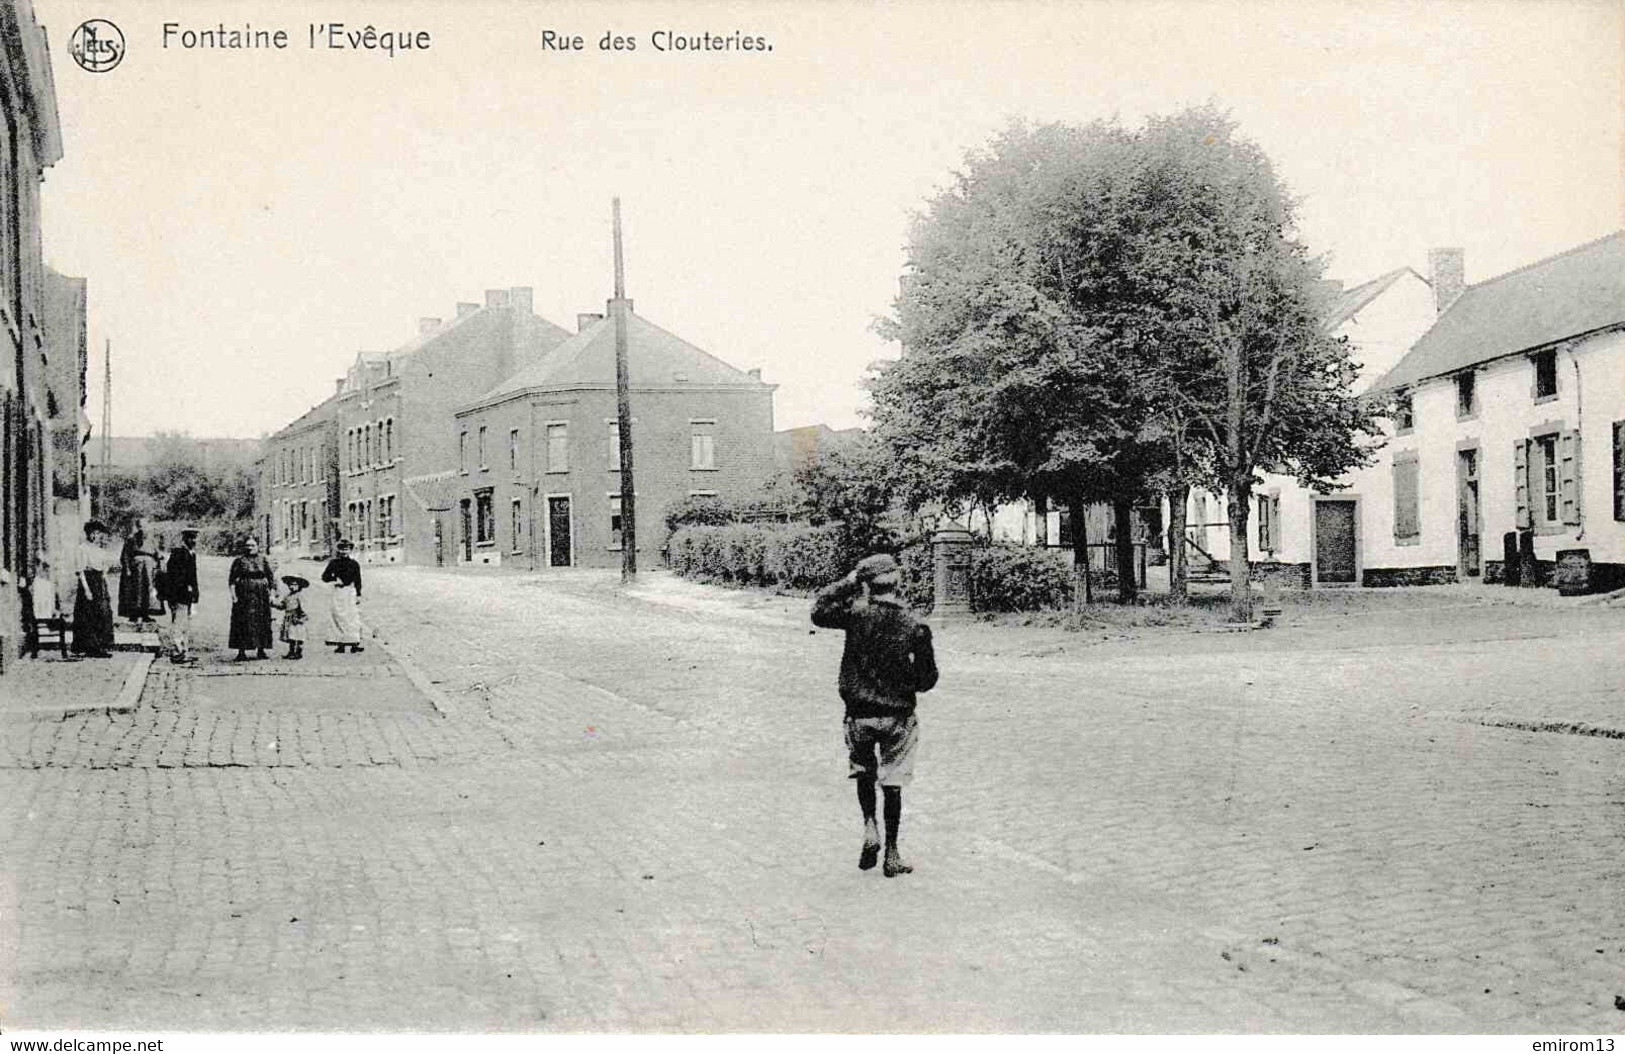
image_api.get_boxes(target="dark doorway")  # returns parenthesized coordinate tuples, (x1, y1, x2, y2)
(1458, 448, 1482, 578)
(547, 495, 572, 568)
(1314, 499, 1358, 585)
(459, 499, 472, 563)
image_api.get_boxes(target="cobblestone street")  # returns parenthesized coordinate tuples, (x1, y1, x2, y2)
(2, 559, 1623, 1032)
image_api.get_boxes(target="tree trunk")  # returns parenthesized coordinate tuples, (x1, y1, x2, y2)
(1069, 493, 1092, 611)
(1227, 481, 1254, 622)
(1167, 484, 1189, 603)
(1112, 495, 1137, 604)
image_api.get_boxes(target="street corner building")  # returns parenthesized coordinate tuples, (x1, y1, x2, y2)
(445, 301, 776, 570)
(258, 287, 573, 567)
(0, 0, 82, 668)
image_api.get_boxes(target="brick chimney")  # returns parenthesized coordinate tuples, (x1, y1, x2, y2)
(1428, 248, 1465, 315)
(418, 317, 441, 336)
(485, 289, 511, 308)
(456, 302, 479, 318)
(576, 312, 604, 332)
(747, 368, 762, 381)
(334, 377, 345, 395)
(508, 287, 534, 316)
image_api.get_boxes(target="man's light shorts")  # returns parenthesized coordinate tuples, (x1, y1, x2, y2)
(844, 712, 919, 787)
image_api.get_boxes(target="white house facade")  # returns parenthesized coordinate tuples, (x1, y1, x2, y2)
(1360, 231, 1625, 592)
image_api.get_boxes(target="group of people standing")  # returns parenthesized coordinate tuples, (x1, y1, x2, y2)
(62, 522, 369, 663)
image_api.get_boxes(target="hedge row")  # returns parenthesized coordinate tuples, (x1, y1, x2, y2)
(667, 523, 848, 591)
(667, 523, 1077, 612)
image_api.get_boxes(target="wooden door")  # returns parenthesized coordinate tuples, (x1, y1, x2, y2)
(547, 496, 572, 568)
(1314, 499, 1358, 585)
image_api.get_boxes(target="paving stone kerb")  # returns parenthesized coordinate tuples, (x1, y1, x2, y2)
(2, 562, 1622, 1032)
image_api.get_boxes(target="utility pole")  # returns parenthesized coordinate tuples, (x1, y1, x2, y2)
(611, 197, 636, 582)
(98, 338, 111, 518)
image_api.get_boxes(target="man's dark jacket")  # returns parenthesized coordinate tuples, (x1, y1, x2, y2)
(812, 578, 938, 718)
(163, 546, 200, 605)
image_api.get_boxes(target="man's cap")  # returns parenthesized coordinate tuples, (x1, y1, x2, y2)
(84, 519, 108, 535)
(180, 527, 199, 538)
(855, 553, 899, 582)
(336, 538, 353, 551)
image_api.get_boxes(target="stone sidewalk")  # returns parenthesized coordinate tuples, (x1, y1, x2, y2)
(0, 652, 150, 718)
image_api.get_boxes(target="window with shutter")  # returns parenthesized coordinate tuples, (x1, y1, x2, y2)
(1614, 421, 1625, 522)
(1559, 430, 1582, 527)
(1514, 440, 1530, 529)
(1392, 454, 1420, 543)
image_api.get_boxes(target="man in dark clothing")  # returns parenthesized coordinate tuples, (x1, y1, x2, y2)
(162, 528, 201, 664)
(812, 552, 938, 877)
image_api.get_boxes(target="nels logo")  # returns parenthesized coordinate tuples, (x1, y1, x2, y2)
(69, 19, 125, 73)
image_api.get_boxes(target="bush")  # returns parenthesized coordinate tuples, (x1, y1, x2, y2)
(967, 543, 1075, 612)
(668, 522, 848, 591)
(663, 495, 790, 535)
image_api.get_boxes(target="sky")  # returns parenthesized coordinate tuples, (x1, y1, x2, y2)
(29, 0, 1625, 440)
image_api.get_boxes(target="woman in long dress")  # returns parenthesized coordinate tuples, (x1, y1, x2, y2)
(227, 536, 278, 661)
(72, 520, 116, 657)
(117, 525, 165, 624)
(321, 538, 365, 654)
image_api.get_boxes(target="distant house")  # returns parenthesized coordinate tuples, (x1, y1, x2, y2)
(448, 301, 776, 569)
(256, 395, 340, 560)
(774, 423, 865, 474)
(260, 287, 573, 566)
(1359, 231, 1625, 590)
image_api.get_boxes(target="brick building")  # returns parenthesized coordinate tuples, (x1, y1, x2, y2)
(0, 0, 63, 662)
(259, 392, 341, 560)
(444, 302, 776, 569)
(261, 287, 572, 566)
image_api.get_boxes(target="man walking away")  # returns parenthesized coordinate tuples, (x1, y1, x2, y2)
(812, 553, 938, 877)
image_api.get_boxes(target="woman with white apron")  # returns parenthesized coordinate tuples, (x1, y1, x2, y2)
(321, 538, 365, 654)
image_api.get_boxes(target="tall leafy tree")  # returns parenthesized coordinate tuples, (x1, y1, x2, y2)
(1130, 108, 1378, 620)
(873, 107, 1378, 617)
(872, 119, 1163, 603)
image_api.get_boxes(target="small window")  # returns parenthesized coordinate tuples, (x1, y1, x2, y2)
(1534, 349, 1558, 400)
(1615, 421, 1625, 522)
(459, 430, 468, 473)
(475, 489, 495, 543)
(509, 428, 520, 471)
(546, 423, 568, 472)
(608, 421, 621, 469)
(691, 429, 716, 471)
(1537, 433, 1559, 525)
(610, 494, 624, 550)
(511, 498, 523, 551)
(477, 426, 488, 470)
(1455, 372, 1476, 418)
(1257, 493, 1279, 552)
(1393, 454, 1420, 543)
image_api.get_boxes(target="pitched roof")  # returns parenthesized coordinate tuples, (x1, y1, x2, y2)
(403, 470, 462, 512)
(1375, 231, 1625, 391)
(465, 306, 767, 410)
(1324, 267, 1419, 329)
